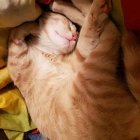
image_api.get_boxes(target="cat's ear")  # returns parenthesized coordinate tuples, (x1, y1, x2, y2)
(30, 28, 40, 37)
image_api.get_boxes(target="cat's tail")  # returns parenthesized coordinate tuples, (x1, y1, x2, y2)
(122, 31, 140, 105)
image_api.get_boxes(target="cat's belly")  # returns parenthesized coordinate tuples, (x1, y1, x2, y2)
(23, 78, 140, 140)
(23, 56, 140, 140)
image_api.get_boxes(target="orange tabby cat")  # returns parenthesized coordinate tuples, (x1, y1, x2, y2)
(7, 0, 140, 139)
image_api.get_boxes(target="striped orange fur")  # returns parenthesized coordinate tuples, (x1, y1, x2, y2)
(7, 0, 140, 139)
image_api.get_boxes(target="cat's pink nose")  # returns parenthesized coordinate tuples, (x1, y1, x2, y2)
(71, 33, 78, 41)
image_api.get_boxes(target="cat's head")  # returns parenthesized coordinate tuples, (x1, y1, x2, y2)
(39, 12, 78, 54)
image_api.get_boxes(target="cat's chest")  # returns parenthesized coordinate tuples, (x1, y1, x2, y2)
(33, 53, 74, 81)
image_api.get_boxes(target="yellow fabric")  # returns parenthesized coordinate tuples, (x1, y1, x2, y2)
(0, 28, 10, 68)
(0, 0, 41, 139)
(0, 86, 36, 140)
(4, 131, 24, 140)
(0, 67, 12, 89)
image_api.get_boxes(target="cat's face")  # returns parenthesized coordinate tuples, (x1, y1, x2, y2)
(40, 12, 78, 54)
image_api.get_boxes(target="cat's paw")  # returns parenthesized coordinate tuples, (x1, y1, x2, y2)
(90, 0, 111, 32)
(49, 0, 64, 13)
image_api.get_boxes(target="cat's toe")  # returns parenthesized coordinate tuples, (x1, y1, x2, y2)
(49, 0, 63, 12)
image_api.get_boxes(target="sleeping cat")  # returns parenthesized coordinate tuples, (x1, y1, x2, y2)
(7, 0, 140, 140)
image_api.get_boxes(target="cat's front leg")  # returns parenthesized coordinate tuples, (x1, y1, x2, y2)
(75, 0, 111, 59)
(7, 22, 38, 87)
(71, 0, 92, 16)
(50, 0, 84, 26)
